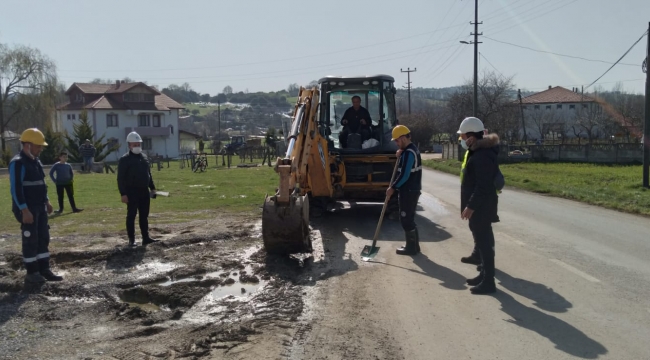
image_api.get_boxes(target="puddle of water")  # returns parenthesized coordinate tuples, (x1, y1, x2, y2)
(157, 264, 267, 299)
(123, 301, 161, 312)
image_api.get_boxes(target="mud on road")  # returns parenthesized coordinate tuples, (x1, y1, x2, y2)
(0, 215, 324, 360)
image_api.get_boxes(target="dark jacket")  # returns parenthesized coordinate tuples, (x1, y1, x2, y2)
(80, 144, 96, 158)
(117, 151, 155, 195)
(9, 151, 49, 214)
(461, 134, 500, 223)
(391, 143, 422, 191)
(342, 106, 372, 133)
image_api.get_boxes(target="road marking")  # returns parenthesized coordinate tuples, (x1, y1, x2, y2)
(550, 259, 600, 283)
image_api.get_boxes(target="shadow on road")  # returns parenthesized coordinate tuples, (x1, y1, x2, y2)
(496, 269, 572, 313)
(495, 290, 607, 359)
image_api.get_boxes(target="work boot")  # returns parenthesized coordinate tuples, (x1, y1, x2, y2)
(396, 230, 417, 256)
(461, 248, 481, 265)
(72, 208, 83, 213)
(414, 227, 421, 254)
(38, 258, 63, 281)
(25, 272, 46, 283)
(471, 248, 496, 295)
(142, 237, 159, 246)
(128, 238, 137, 247)
(54, 209, 63, 214)
(466, 271, 484, 286)
(24, 262, 45, 283)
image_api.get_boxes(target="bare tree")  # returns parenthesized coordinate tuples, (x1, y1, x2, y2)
(574, 101, 616, 143)
(527, 108, 560, 141)
(223, 85, 233, 95)
(602, 83, 644, 142)
(0, 44, 57, 151)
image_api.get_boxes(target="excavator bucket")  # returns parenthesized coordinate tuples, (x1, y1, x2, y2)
(262, 194, 311, 254)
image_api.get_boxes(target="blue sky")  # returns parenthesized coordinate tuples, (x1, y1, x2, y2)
(1, 0, 648, 95)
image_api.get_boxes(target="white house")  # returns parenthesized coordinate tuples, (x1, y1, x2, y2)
(518, 86, 634, 141)
(55, 81, 185, 160)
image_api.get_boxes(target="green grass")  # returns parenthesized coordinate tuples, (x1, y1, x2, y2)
(422, 159, 650, 216)
(0, 160, 278, 237)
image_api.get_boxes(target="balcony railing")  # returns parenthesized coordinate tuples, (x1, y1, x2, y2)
(124, 126, 171, 137)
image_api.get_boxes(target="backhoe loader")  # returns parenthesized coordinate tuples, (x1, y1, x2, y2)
(262, 75, 400, 254)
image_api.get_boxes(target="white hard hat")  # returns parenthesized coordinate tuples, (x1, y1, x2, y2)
(126, 131, 143, 143)
(457, 117, 485, 134)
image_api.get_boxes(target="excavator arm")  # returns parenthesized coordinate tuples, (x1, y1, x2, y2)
(262, 87, 332, 253)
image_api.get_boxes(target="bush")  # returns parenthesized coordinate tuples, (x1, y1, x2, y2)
(0, 149, 11, 168)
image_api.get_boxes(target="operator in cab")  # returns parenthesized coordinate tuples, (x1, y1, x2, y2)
(338, 95, 372, 148)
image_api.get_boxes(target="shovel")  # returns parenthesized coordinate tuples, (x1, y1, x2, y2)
(361, 160, 400, 261)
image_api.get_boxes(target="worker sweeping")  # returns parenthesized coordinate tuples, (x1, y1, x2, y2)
(10, 128, 62, 283)
(386, 125, 422, 256)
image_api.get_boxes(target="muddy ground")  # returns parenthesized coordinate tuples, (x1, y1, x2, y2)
(0, 214, 333, 360)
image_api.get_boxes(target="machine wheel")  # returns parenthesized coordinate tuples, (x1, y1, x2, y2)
(262, 194, 311, 254)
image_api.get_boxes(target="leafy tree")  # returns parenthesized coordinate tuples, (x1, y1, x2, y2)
(39, 126, 64, 165)
(223, 85, 233, 95)
(200, 93, 211, 103)
(64, 109, 119, 162)
(191, 109, 200, 115)
(0, 43, 57, 151)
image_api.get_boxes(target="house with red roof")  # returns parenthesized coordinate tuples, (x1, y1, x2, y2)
(55, 81, 185, 158)
(519, 86, 636, 141)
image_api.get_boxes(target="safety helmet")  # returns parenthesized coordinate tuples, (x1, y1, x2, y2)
(19, 128, 48, 146)
(126, 131, 143, 143)
(457, 117, 484, 134)
(391, 125, 411, 141)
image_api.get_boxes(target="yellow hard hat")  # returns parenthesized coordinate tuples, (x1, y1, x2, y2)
(19, 128, 48, 146)
(391, 125, 410, 141)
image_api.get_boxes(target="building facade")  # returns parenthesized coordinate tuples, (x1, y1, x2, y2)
(55, 81, 185, 160)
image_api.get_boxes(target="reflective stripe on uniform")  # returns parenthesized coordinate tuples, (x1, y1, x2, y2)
(406, 149, 421, 173)
(23, 180, 45, 186)
(36, 252, 50, 259)
(23, 256, 37, 263)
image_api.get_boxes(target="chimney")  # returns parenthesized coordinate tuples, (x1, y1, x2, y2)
(548, 85, 552, 90)
(115, 80, 120, 89)
(121, 80, 125, 84)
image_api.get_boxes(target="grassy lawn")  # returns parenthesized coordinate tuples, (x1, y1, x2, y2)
(0, 160, 278, 237)
(423, 159, 650, 216)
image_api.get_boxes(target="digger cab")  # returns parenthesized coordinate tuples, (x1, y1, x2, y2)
(318, 75, 399, 154)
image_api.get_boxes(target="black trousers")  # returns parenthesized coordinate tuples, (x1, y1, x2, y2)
(469, 215, 496, 280)
(14, 206, 50, 273)
(339, 127, 370, 148)
(126, 188, 151, 240)
(398, 190, 421, 232)
(56, 184, 77, 210)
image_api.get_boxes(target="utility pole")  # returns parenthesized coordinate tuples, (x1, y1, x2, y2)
(472, 0, 482, 117)
(217, 102, 221, 150)
(518, 89, 528, 144)
(643, 21, 650, 188)
(401, 67, 416, 114)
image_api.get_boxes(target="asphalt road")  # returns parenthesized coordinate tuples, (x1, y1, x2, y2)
(289, 168, 650, 360)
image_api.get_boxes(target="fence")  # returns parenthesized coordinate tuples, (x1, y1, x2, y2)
(444, 143, 644, 164)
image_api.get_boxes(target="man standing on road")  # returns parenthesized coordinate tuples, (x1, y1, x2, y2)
(80, 139, 96, 173)
(458, 117, 500, 294)
(386, 125, 422, 256)
(117, 131, 158, 247)
(10, 128, 63, 283)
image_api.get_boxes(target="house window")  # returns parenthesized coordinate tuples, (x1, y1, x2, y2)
(106, 114, 119, 127)
(546, 105, 551, 110)
(534, 105, 540, 110)
(67, 114, 71, 120)
(569, 104, 576, 110)
(72, 114, 76, 120)
(557, 104, 563, 110)
(582, 104, 588, 109)
(142, 138, 153, 150)
(124, 93, 155, 102)
(74, 93, 84, 103)
(107, 137, 119, 150)
(152, 114, 161, 127)
(138, 114, 151, 127)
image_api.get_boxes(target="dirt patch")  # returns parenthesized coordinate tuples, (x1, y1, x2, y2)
(0, 215, 322, 360)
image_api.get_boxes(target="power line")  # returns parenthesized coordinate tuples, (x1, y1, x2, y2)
(409, 0, 459, 64)
(485, 0, 580, 36)
(585, 30, 649, 89)
(482, 0, 565, 31)
(479, 52, 505, 78)
(483, 36, 638, 66)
